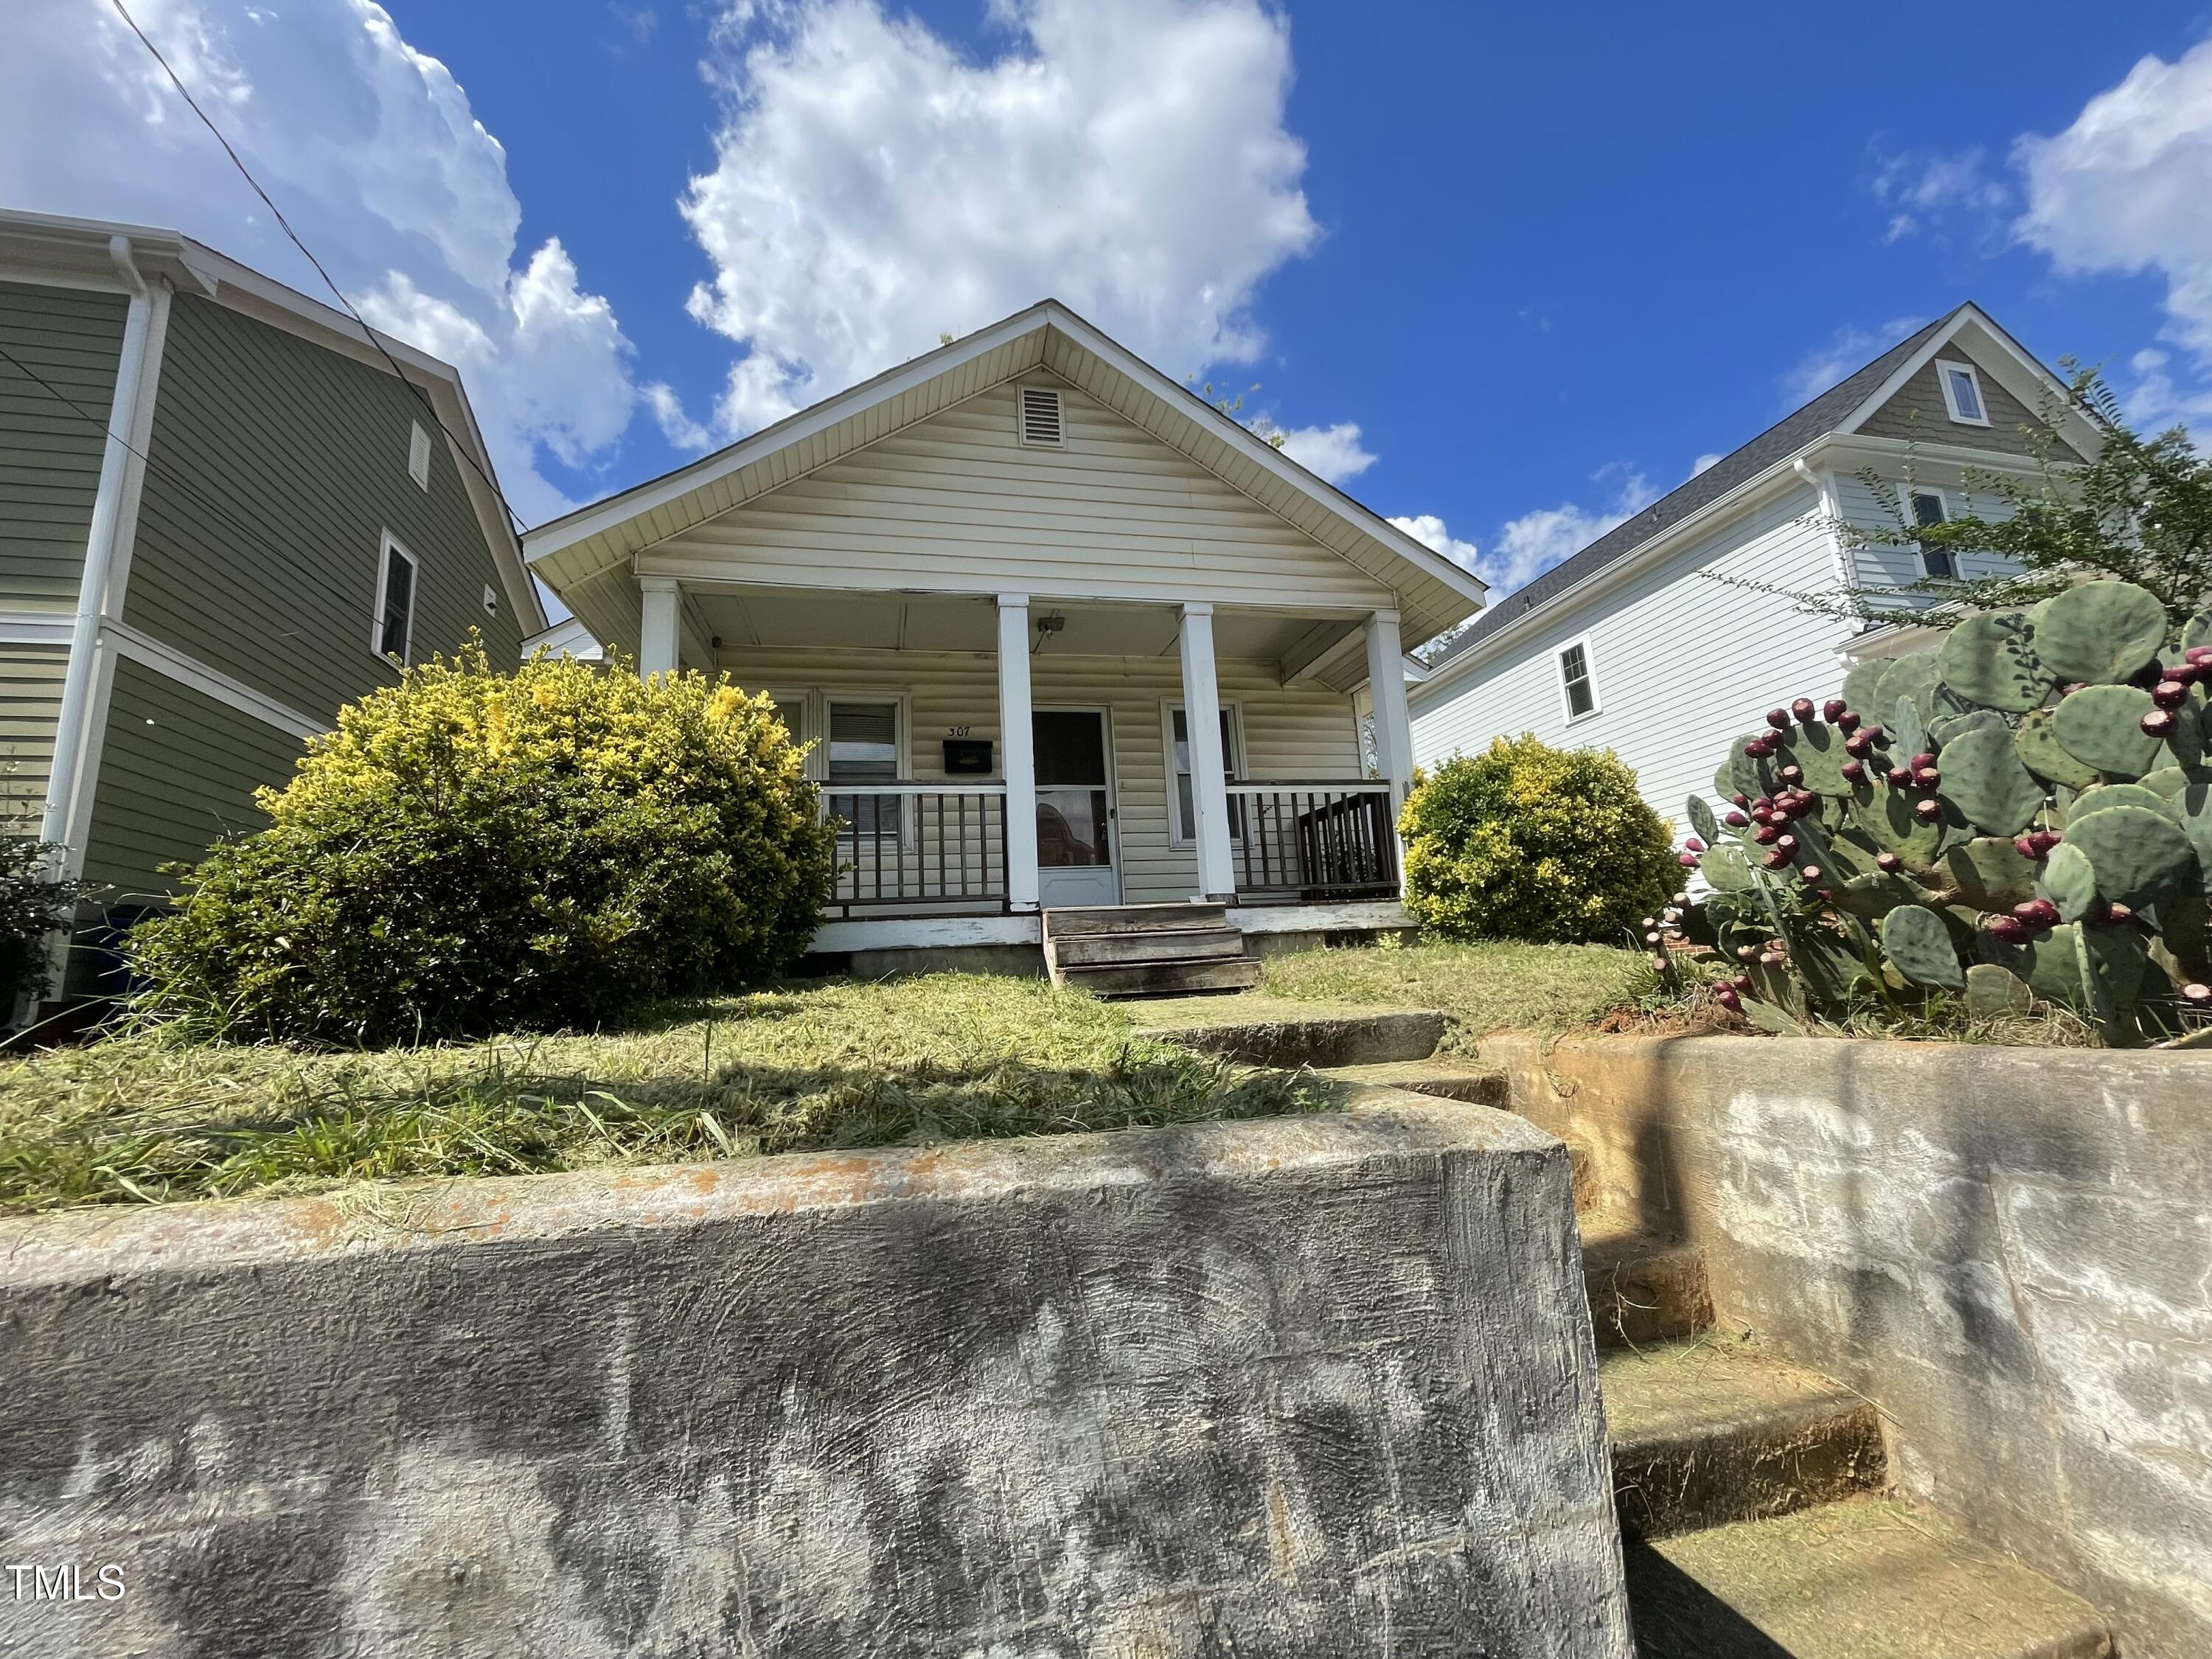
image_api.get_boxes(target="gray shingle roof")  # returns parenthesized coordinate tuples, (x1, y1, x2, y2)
(1425, 305, 1967, 674)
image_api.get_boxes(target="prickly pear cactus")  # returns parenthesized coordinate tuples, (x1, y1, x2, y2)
(1666, 577, 2212, 1044)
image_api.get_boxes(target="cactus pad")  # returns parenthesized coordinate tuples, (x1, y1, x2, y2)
(2032, 580, 2167, 684)
(2052, 684, 2162, 779)
(1939, 725, 2045, 835)
(2064, 803, 2197, 908)
(2021, 923, 2087, 1009)
(2140, 765, 2194, 797)
(1937, 611, 2051, 711)
(1832, 872, 1921, 918)
(1965, 961, 2034, 1018)
(1841, 658, 1888, 717)
(1942, 838, 2039, 910)
(2183, 612, 2212, 655)
(1775, 722, 1853, 796)
(1700, 842, 1753, 891)
(1888, 698, 1927, 773)
(1851, 787, 1960, 868)
(2069, 783, 2178, 822)
(1687, 794, 1719, 844)
(2038, 841, 2098, 923)
(1930, 709, 2008, 749)
(2014, 707, 2101, 789)
(1882, 904, 1966, 990)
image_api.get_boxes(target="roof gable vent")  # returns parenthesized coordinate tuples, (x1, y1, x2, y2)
(1017, 386, 1066, 448)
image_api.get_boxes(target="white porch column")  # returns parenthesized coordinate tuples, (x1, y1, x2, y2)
(1364, 608, 1414, 814)
(997, 594, 1040, 913)
(638, 577, 681, 678)
(1178, 602, 1237, 902)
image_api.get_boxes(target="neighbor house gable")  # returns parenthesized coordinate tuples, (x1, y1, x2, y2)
(646, 370, 1398, 616)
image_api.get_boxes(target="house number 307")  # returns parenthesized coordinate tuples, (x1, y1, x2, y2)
(947, 726, 971, 736)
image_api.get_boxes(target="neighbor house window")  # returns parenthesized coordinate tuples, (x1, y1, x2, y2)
(1558, 640, 1598, 721)
(1935, 361, 1989, 426)
(407, 421, 432, 491)
(827, 698, 903, 835)
(372, 533, 418, 664)
(1910, 490, 1957, 580)
(1167, 703, 1242, 844)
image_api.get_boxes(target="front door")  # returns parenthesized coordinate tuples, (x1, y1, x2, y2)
(1033, 709, 1119, 908)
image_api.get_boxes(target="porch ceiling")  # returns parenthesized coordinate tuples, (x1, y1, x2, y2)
(690, 588, 1358, 674)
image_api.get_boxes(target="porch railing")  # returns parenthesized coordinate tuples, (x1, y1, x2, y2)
(820, 783, 1009, 917)
(1226, 780, 1399, 903)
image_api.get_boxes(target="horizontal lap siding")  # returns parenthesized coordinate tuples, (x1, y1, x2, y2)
(1836, 470, 2017, 595)
(1858, 350, 2051, 457)
(0, 642, 70, 824)
(79, 657, 307, 899)
(0, 282, 125, 613)
(1409, 485, 1850, 830)
(122, 295, 523, 722)
(720, 647, 1362, 905)
(655, 378, 1396, 610)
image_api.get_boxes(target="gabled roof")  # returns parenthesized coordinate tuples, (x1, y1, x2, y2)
(0, 206, 544, 634)
(1422, 301, 2094, 681)
(524, 299, 1489, 649)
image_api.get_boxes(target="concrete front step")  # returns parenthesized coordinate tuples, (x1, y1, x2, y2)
(1579, 1219, 1712, 1350)
(1043, 902, 1225, 937)
(1624, 1498, 2113, 1659)
(1599, 1340, 1885, 1540)
(1060, 956, 1262, 999)
(1047, 928, 1245, 968)
(1315, 1057, 1509, 1107)
(1139, 1007, 1447, 1068)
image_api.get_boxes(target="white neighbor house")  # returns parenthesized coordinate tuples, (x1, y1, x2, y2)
(524, 301, 1488, 976)
(1409, 303, 2102, 832)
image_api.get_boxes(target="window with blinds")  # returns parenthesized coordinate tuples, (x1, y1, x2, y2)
(828, 700, 901, 834)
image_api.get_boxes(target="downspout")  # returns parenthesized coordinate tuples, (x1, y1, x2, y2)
(39, 236, 154, 869)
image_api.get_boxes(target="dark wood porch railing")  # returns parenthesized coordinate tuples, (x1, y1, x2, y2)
(1226, 780, 1399, 903)
(821, 784, 1009, 917)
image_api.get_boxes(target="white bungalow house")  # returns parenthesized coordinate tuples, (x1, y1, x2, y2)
(1408, 303, 2102, 830)
(523, 301, 1487, 987)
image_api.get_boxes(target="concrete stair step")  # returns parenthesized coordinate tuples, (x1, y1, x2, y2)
(1624, 1498, 2112, 1659)
(1580, 1219, 1712, 1350)
(1043, 902, 1226, 938)
(1046, 929, 1245, 968)
(1313, 1058, 1509, 1107)
(1599, 1340, 1885, 1540)
(1060, 956, 1262, 999)
(1138, 1007, 1447, 1068)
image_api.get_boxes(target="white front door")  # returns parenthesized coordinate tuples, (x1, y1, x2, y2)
(1033, 708, 1120, 908)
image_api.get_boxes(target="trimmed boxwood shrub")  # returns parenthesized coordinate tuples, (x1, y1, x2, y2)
(1402, 735, 1676, 945)
(131, 644, 837, 1045)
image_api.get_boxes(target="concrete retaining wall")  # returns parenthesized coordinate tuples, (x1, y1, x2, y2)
(1484, 1032, 2212, 1659)
(0, 1099, 1632, 1658)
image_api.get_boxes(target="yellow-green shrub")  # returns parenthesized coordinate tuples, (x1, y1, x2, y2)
(1401, 735, 1675, 944)
(131, 644, 836, 1045)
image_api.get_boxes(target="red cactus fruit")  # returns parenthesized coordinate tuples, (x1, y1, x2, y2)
(1800, 865, 1823, 884)
(1736, 944, 1759, 961)
(1910, 751, 1937, 771)
(1844, 731, 1874, 757)
(2014, 898, 2060, 929)
(1913, 799, 1944, 824)
(2183, 982, 2212, 1003)
(1731, 974, 1753, 993)
(1987, 916, 2030, 945)
(1914, 767, 1941, 790)
(2087, 901, 2135, 928)
(1678, 851, 1701, 867)
(1837, 709, 1863, 734)
(1725, 809, 1749, 827)
(1753, 824, 1780, 844)
(2143, 709, 2178, 737)
(2188, 647, 2212, 666)
(1861, 723, 1885, 744)
(1684, 837, 1706, 853)
(1792, 697, 1817, 723)
(2153, 679, 2190, 709)
(1875, 852, 1903, 873)
(1887, 766, 1912, 788)
(1762, 849, 1792, 870)
(1715, 986, 1742, 1011)
(1842, 760, 1865, 783)
(2014, 835, 2040, 860)
(1766, 709, 1792, 731)
(1823, 698, 1848, 723)
(1776, 834, 1798, 854)
(1778, 765, 1804, 785)
(1732, 792, 1750, 808)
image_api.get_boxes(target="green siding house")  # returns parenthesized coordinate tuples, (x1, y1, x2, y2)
(0, 208, 545, 1004)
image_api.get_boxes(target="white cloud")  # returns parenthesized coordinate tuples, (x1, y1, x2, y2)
(676, 0, 1318, 437)
(1871, 147, 2009, 245)
(2015, 36, 2212, 423)
(1780, 316, 1927, 406)
(1690, 452, 1724, 477)
(1484, 470, 1659, 597)
(0, 0, 640, 524)
(1265, 420, 1376, 484)
(1389, 513, 1480, 571)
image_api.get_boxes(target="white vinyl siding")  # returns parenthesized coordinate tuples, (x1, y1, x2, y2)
(1836, 472, 2014, 598)
(650, 378, 1397, 611)
(1409, 484, 1849, 830)
(717, 646, 1361, 905)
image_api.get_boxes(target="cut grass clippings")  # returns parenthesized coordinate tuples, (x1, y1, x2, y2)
(0, 975, 1324, 1215)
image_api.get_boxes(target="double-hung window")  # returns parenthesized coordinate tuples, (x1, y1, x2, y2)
(1168, 704, 1242, 844)
(372, 532, 418, 665)
(1558, 639, 1599, 722)
(1910, 490, 1957, 580)
(827, 699, 903, 836)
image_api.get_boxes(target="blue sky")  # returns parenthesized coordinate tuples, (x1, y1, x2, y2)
(8, 0, 2212, 611)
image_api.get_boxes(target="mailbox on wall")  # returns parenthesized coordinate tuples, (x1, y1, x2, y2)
(942, 738, 994, 775)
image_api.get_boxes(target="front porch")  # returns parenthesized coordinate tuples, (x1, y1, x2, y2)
(633, 582, 1419, 954)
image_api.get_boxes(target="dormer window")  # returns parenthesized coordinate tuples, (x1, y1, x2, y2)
(1935, 361, 1989, 426)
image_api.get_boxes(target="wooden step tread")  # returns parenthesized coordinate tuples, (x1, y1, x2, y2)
(1043, 902, 1226, 938)
(1046, 930, 1245, 967)
(1599, 1340, 1885, 1537)
(1579, 1220, 1711, 1349)
(1626, 1498, 2112, 1659)
(1060, 957, 1262, 999)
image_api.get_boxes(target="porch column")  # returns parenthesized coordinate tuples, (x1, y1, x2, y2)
(997, 593, 1040, 913)
(638, 577, 681, 678)
(1364, 608, 1414, 814)
(1178, 602, 1237, 902)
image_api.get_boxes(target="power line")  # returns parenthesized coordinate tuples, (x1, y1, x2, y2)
(104, 0, 530, 538)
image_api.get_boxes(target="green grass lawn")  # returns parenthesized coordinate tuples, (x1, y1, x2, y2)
(0, 975, 1322, 1214)
(1253, 940, 1678, 1052)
